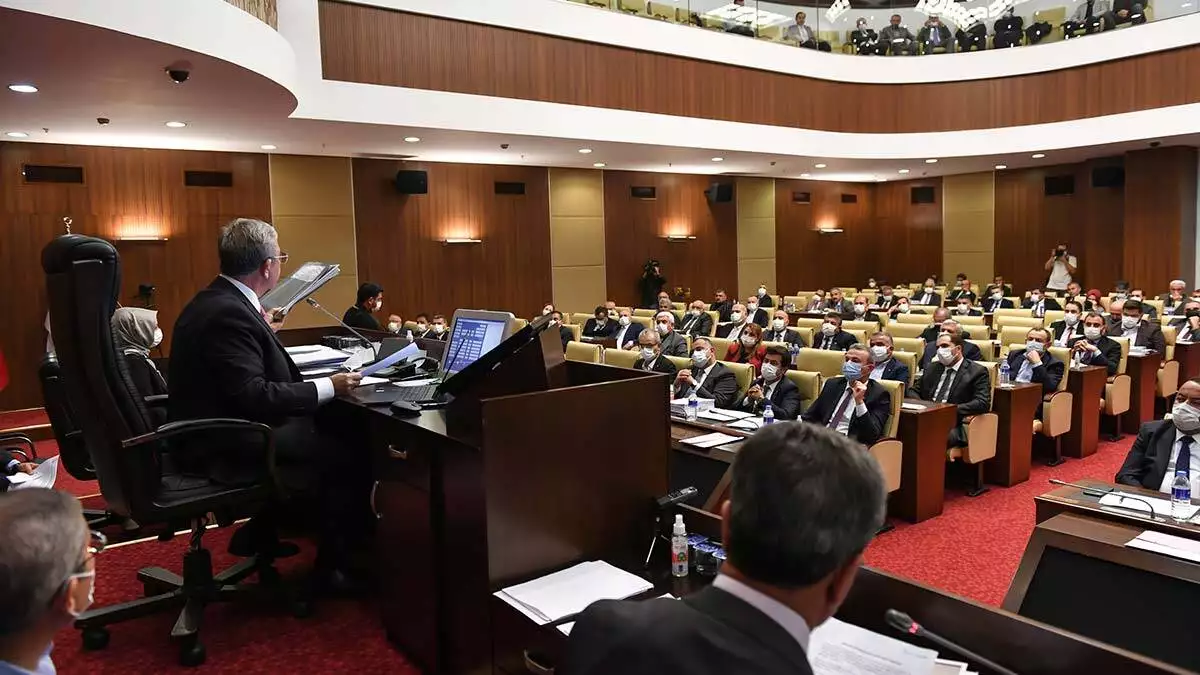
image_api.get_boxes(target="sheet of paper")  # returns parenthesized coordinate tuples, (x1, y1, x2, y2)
(1127, 530, 1200, 563)
(901, 402, 928, 411)
(393, 377, 437, 388)
(286, 345, 323, 355)
(1098, 492, 1197, 520)
(727, 417, 762, 431)
(698, 409, 738, 422)
(680, 432, 743, 448)
(291, 262, 325, 283)
(933, 659, 968, 675)
(494, 561, 653, 625)
(358, 376, 389, 387)
(809, 618, 937, 675)
(9, 456, 60, 490)
(359, 342, 420, 377)
(717, 409, 755, 420)
(290, 346, 351, 368)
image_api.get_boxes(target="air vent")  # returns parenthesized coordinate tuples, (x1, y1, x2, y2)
(792, 191, 811, 204)
(494, 181, 526, 195)
(1044, 175, 1075, 196)
(911, 186, 936, 204)
(840, 193, 858, 204)
(630, 186, 656, 200)
(1092, 166, 1125, 188)
(22, 164, 84, 184)
(184, 170, 233, 188)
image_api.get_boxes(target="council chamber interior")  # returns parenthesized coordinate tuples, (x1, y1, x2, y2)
(1, 0, 1199, 674)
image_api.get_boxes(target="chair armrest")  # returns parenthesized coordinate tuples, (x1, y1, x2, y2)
(143, 394, 169, 408)
(123, 418, 277, 486)
(0, 433, 37, 461)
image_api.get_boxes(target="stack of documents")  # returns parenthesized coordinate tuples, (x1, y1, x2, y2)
(809, 618, 938, 675)
(679, 431, 742, 449)
(556, 593, 676, 636)
(285, 345, 350, 369)
(671, 397, 715, 417)
(696, 408, 754, 423)
(259, 262, 340, 313)
(7, 456, 59, 490)
(494, 561, 653, 625)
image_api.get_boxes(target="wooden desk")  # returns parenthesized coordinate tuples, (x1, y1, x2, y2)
(668, 419, 746, 511)
(1063, 365, 1107, 458)
(890, 400, 958, 523)
(986, 383, 1041, 486)
(1175, 340, 1200, 381)
(1123, 351, 1163, 429)
(1035, 478, 1200, 540)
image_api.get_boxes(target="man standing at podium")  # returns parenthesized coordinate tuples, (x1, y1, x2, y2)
(565, 423, 886, 674)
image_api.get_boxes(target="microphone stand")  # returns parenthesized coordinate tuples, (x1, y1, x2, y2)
(304, 297, 379, 362)
(885, 610, 1018, 675)
(1048, 479, 1160, 520)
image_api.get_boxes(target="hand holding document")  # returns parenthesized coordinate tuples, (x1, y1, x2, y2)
(259, 262, 340, 314)
(8, 456, 59, 490)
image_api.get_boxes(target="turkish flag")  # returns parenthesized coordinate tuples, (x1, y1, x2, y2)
(0, 346, 8, 392)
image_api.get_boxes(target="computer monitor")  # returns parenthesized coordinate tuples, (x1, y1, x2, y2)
(441, 310, 515, 377)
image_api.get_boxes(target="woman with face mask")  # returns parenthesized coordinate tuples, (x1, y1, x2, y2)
(724, 322, 767, 373)
(112, 307, 169, 404)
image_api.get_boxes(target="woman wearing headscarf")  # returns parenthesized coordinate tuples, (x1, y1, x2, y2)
(112, 307, 167, 400)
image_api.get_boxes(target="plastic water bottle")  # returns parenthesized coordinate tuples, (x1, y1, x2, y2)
(671, 514, 689, 577)
(999, 360, 1011, 387)
(762, 401, 775, 426)
(1172, 471, 1192, 520)
(685, 391, 699, 421)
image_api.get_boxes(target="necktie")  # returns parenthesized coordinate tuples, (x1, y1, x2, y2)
(1062, 326, 1073, 344)
(935, 367, 956, 402)
(1085, 0, 1095, 18)
(827, 388, 854, 428)
(1016, 356, 1034, 383)
(823, 336, 832, 349)
(930, 27, 940, 44)
(1176, 436, 1194, 479)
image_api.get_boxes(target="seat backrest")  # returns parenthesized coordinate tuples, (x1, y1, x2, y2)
(672, 302, 686, 313)
(1111, 336, 1131, 374)
(795, 317, 824, 330)
(844, 320, 880, 334)
(968, 339, 998, 361)
(402, 320, 418, 334)
(564, 324, 582, 342)
(710, 337, 732, 358)
(513, 318, 529, 331)
(1044, 310, 1065, 325)
(1000, 325, 1035, 349)
(796, 348, 845, 378)
(1048, 346, 1071, 391)
(784, 370, 821, 413)
(955, 315, 986, 326)
(571, 313, 593, 326)
(723, 361, 755, 400)
(993, 307, 1033, 319)
(892, 351, 918, 387)
(37, 354, 94, 481)
(879, 379, 904, 437)
(630, 316, 653, 335)
(666, 355, 691, 373)
(894, 313, 933, 325)
(783, 295, 805, 309)
(705, 311, 719, 335)
(633, 308, 656, 318)
(565, 341, 601, 363)
(789, 326, 815, 347)
(603, 347, 639, 369)
(1163, 325, 1177, 361)
(42, 234, 158, 517)
(996, 315, 1044, 332)
(978, 360, 999, 410)
(844, 329, 868, 345)
(892, 337, 925, 355)
(1144, 299, 1164, 317)
(888, 323, 927, 339)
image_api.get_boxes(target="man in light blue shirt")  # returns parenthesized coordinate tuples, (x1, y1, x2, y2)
(0, 489, 97, 675)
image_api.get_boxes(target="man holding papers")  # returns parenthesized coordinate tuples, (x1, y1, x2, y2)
(565, 423, 887, 674)
(1116, 378, 1200, 493)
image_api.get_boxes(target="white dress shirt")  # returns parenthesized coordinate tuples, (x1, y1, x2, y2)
(712, 575, 811, 652)
(728, 322, 747, 342)
(830, 385, 870, 435)
(932, 359, 961, 402)
(1015, 354, 1035, 383)
(868, 360, 888, 381)
(1056, 322, 1078, 346)
(1158, 429, 1200, 494)
(220, 275, 334, 403)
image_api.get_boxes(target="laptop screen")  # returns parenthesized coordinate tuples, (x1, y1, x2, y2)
(443, 316, 509, 376)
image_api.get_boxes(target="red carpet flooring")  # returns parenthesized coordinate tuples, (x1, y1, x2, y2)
(32, 434, 1131, 674)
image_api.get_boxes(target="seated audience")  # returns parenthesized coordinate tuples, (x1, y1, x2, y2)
(1115, 378, 1200, 493)
(655, 311, 689, 357)
(983, 288, 1015, 312)
(0, 488, 95, 673)
(342, 282, 395, 332)
(914, 279, 941, 306)
(815, 314, 856, 351)
(745, 294, 769, 328)
(613, 308, 642, 350)
(804, 290, 826, 312)
(1050, 301, 1085, 346)
(952, 296, 982, 317)
(634, 329, 678, 377)
(913, 333, 992, 447)
(716, 303, 753, 341)
(822, 288, 850, 315)
(802, 344, 890, 446)
(919, 308, 967, 343)
(889, 296, 914, 316)
(674, 338, 738, 409)
(1064, 0, 1108, 37)
(1127, 289, 1158, 319)
(112, 307, 168, 400)
(680, 300, 714, 338)
(984, 276, 1013, 298)
(956, 21, 987, 52)
(583, 305, 618, 340)
(549, 311, 573, 350)
(918, 14, 954, 53)
(947, 278, 976, 303)
(1069, 312, 1122, 375)
(756, 285, 774, 308)
(868, 332, 911, 386)
(866, 277, 879, 290)
(784, 11, 831, 51)
(1022, 288, 1061, 317)
(763, 310, 805, 348)
(846, 294, 881, 323)
(993, 7, 1024, 48)
(412, 313, 434, 339)
(604, 300, 619, 319)
(738, 345, 801, 419)
(1113, 280, 1131, 296)
(1161, 279, 1189, 314)
(880, 14, 917, 55)
(851, 18, 883, 55)
(875, 285, 899, 311)
(919, 319, 982, 369)
(1168, 300, 1200, 342)
(1108, 300, 1165, 352)
(726, 322, 767, 372)
(1006, 328, 1064, 416)
(657, 297, 681, 323)
(428, 314, 449, 341)
(566, 423, 886, 674)
(1064, 281, 1084, 302)
(1105, 0, 1146, 27)
(711, 288, 733, 322)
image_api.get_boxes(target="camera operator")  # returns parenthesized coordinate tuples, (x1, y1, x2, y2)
(1044, 242, 1077, 293)
(639, 259, 666, 309)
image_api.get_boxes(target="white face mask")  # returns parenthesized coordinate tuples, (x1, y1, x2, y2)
(740, 334, 758, 347)
(692, 350, 709, 368)
(992, 291, 1003, 300)
(594, 316, 606, 325)
(640, 347, 656, 361)
(67, 570, 96, 617)
(761, 362, 780, 382)
(542, 308, 552, 316)
(1121, 316, 1140, 330)
(417, 323, 428, 332)
(730, 311, 743, 323)
(387, 321, 401, 333)
(882, 293, 892, 300)
(853, 303, 866, 314)
(936, 346, 956, 365)
(1130, 296, 1143, 303)
(757, 287, 767, 297)
(433, 324, 445, 334)
(1084, 326, 1102, 341)
(897, 304, 910, 313)
(1063, 312, 1079, 326)
(771, 318, 786, 331)
(152, 328, 163, 348)
(747, 303, 758, 313)
(1172, 401, 1200, 434)
(924, 287, 934, 293)
(1025, 340, 1045, 353)
(957, 304, 970, 314)
(548, 319, 559, 327)
(691, 309, 703, 317)
(821, 323, 837, 336)
(656, 322, 670, 335)
(619, 315, 631, 326)
(1030, 294, 1041, 303)
(870, 345, 890, 362)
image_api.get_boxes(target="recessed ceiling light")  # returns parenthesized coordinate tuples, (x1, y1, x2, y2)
(995, 164, 1007, 170)
(165, 121, 187, 128)
(593, 162, 606, 168)
(925, 158, 938, 164)
(711, 157, 724, 162)
(5, 131, 28, 138)
(403, 137, 420, 143)
(1031, 153, 1046, 159)
(578, 148, 592, 154)
(7, 84, 37, 93)
(898, 169, 910, 174)
(260, 144, 277, 150)
(876, 178, 887, 182)
(799, 173, 811, 178)
(814, 163, 827, 169)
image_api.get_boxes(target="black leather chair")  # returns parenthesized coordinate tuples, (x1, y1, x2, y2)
(42, 234, 281, 667)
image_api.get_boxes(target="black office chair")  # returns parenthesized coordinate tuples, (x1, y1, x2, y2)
(42, 234, 282, 667)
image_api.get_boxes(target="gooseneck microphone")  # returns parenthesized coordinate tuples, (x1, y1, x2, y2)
(304, 297, 379, 361)
(1047, 479, 1159, 520)
(884, 610, 1019, 675)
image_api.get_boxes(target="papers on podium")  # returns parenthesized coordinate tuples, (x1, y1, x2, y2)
(286, 345, 351, 369)
(809, 618, 938, 675)
(495, 561, 653, 626)
(1127, 530, 1200, 563)
(679, 432, 743, 449)
(259, 261, 340, 314)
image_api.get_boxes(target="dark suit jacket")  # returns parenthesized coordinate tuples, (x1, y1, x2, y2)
(1049, 319, 1084, 345)
(951, 308, 983, 317)
(1169, 317, 1200, 342)
(1116, 420, 1186, 491)
(633, 355, 678, 378)
(919, 23, 953, 46)
(123, 353, 169, 426)
(983, 297, 1015, 312)
(801, 377, 890, 446)
(613, 322, 644, 349)
(914, 358, 991, 420)
(913, 291, 941, 306)
(1107, 319, 1167, 353)
(710, 300, 733, 322)
(762, 328, 804, 348)
(714, 322, 751, 340)
(821, 299, 850, 314)
(757, 294, 774, 308)
(814, 330, 857, 351)
(1, 451, 20, 493)
(919, 325, 973, 345)
(674, 361, 738, 409)
(948, 289, 977, 303)
(1021, 297, 1062, 316)
(1160, 293, 1188, 311)
(1006, 348, 1064, 397)
(985, 284, 1014, 298)
(660, 331, 689, 357)
(582, 318, 618, 339)
(851, 27, 878, 47)
(412, 328, 433, 340)
(342, 305, 381, 331)
(844, 310, 882, 324)
(875, 296, 898, 310)
(919, 340, 983, 370)
(748, 308, 770, 328)
(565, 585, 813, 675)
(739, 375, 802, 420)
(874, 358, 911, 388)
(558, 325, 574, 350)
(1068, 335, 1122, 376)
(679, 312, 713, 338)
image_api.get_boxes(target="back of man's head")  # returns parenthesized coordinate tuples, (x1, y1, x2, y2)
(726, 423, 885, 589)
(0, 489, 86, 637)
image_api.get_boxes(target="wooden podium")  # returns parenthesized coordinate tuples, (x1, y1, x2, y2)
(324, 328, 672, 674)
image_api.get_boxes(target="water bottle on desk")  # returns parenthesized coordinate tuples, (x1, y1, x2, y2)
(998, 359, 1011, 387)
(762, 401, 775, 426)
(1172, 471, 1192, 520)
(685, 391, 699, 421)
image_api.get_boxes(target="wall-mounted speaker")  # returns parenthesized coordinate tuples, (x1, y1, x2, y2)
(840, 193, 858, 204)
(1044, 175, 1075, 196)
(394, 170, 428, 195)
(184, 170, 233, 188)
(494, 181, 526, 195)
(705, 182, 734, 203)
(910, 186, 936, 204)
(22, 164, 84, 184)
(1091, 166, 1125, 188)
(792, 191, 811, 204)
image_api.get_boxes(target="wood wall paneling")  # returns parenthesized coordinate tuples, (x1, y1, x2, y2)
(318, 0, 1200, 134)
(351, 159, 553, 320)
(0, 143, 271, 409)
(548, 169, 607, 314)
(602, 171, 737, 307)
(1123, 147, 1198, 292)
(942, 172, 995, 286)
(736, 177, 776, 301)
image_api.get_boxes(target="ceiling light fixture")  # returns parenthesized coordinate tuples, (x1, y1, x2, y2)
(800, 173, 811, 178)
(898, 169, 910, 174)
(578, 148, 593, 154)
(995, 164, 1007, 170)
(7, 84, 37, 93)
(876, 178, 887, 182)
(593, 162, 606, 168)
(925, 158, 938, 164)
(1031, 153, 1046, 159)
(5, 131, 29, 138)
(260, 144, 277, 150)
(711, 157, 724, 162)
(404, 137, 420, 143)
(165, 121, 187, 128)
(814, 163, 827, 169)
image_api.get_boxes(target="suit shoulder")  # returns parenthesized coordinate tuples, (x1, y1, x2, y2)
(1137, 419, 1172, 439)
(570, 597, 709, 657)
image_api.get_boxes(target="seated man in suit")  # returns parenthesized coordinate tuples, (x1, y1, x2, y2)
(804, 290, 826, 312)
(1050, 301, 1085, 347)
(739, 345, 801, 420)
(711, 288, 733, 322)
(1168, 300, 1200, 343)
(784, 10, 831, 51)
(867, 331, 911, 387)
(680, 300, 714, 338)
(874, 285, 898, 311)
(341, 282, 399, 332)
(851, 17, 883, 55)
(1108, 300, 1166, 352)
(846, 294, 881, 324)
(582, 305, 618, 340)
(1115, 378, 1200, 493)
(992, 7, 1024, 48)
(427, 313, 449, 341)
(716, 303, 752, 341)
(566, 422, 886, 675)
(947, 278, 976, 304)
(984, 276, 1013, 299)
(982, 287, 1015, 313)
(633, 329, 678, 377)
(1063, 281, 1084, 305)
(919, 319, 981, 369)
(913, 278, 941, 307)
(1064, 0, 1109, 36)
(913, 333, 992, 448)
(411, 313, 433, 339)
(1070, 312, 1123, 376)
(603, 300, 619, 319)
(674, 338, 738, 409)
(918, 14, 954, 53)
(657, 297, 682, 324)
(1104, 0, 1147, 27)
(1127, 289, 1158, 320)
(549, 311, 574, 350)
(655, 311, 689, 357)
(1006, 328, 1064, 416)
(745, 295, 769, 328)
(802, 344, 891, 446)
(755, 284, 774, 308)
(613, 308, 642, 351)
(821, 288, 849, 315)
(918, 308, 953, 344)
(952, 296, 982, 318)
(169, 218, 363, 582)
(1022, 288, 1061, 318)
(1160, 279, 1189, 315)
(815, 314, 856, 351)
(763, 310, 804, 349)
(880, 14, 918, 55)
(0, 451, 37, 492)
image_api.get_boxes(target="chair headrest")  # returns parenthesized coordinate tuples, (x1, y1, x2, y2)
(41, 233, 119, 276)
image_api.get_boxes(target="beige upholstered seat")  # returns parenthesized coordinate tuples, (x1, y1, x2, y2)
(844, 320, 881, 333)
(869, 379, 906, 494)
(1159, 325, 1180, 400)
(571, 312, 594, 326)
(603, 347, 639, 369)
(995, 316, 1045, 338)
(844, 329, 868, 346)
(1044, 310, 1065, 325)
(795, 317, 825, 331)
(629, 316, 654, 335)
(723, 361, 755, 401)
(885, 322, 927, 340)
(562, 324, 582, 343)
(710, 337, 732, 359)
(632, 308, 656, 318)
(666, 355, 692, 373)
(955, 315, 986, 326)
(1102, 337, 1133, 438)
(784, 370, 821, 414)
(891, 350, 918, 388)
(795, 348, 845, 378)
(894, 313, 933, 325)
(565, 341, 602, 363)
(1032, 346, 1075, 464)
(968, 339, 998, 362)
(790, 326, 815, 347)
(947, 361, 999, 497)
(891, 337, 925, 356)
(993, 308, 1033, 321)
(705, 311, 720, 336)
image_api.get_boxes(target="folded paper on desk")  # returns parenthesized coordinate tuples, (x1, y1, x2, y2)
(901, 402, 928, 411)
(495, 561, 653, 626)
(680, 432, 743, 449)
(1127, 530, 1200, 563)
(8, 456, 59, 490)
(1099, 492, 1198, 520)
(696, 408, 755, 422)
(809, 618, 937, 675)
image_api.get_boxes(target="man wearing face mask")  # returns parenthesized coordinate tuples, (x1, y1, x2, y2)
(764, 310, 804, 348)
(680, 301, 714, 339)
(755, 285, 774, 308)
(1167, 300, 1200, 343)
(875, 285, 898, 311)
(953, 297, 982, 317)
(821, 289, 849, 315)
(657, 298, 682, 325)
(0, 489, 97, 675)
(1050, 301, 1085, 346)
(947, 278, 976, 304)
(816, 315, 856, 352)
(428, 314, 449, 342)
(1005, 328, 1064, 418)
(984, 276, 1013, 299)
(412, 313, 433, 339)
(633, 330, 678, 378)
(674, 338, 738, 409)
(914, 279, 940, 307)
(1116, 378, 1200, 494)
(846, 294, 882, 324)
(804, 291, 826, 313)
(342, 282, 392, 332)
(919, 319, 982, 369)
(1108, 300, 1165, 353)
(914, 333, 992, 448)
(716, 303, 751, 341)
(1069, 312, 1122, 376)
(745, 295, 769, 328)
(655, 311, 689, 357)
(888, 297, 913, 317)
(1126, 289, 1158, 320)
(583, 305, 618, 340)
(802, 344, 890, 446)
(739, 346, 801, 420)
(549, 311, 574, 350)
(613, 309, 642, 351)
(711, 289, 733, 322)
(919, 309, 972, 344)
(983, 287, 1015, 313)
(867, 332, 911, 387)
(1021, 288, 1061, 318)
(1160, 280, 1189, 314)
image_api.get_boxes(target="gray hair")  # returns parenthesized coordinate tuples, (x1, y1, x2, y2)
(637, 328, 660, 345)
(0, 489, 87, 635)
(727, 423, 886, 588)
(655, 311, 675, 326)
(218, 218, 278, 277)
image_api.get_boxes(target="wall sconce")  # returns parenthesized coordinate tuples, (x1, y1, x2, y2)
(440, 238, 482, 245)
(816, 228, 844, 235)
(113, 235, 170, 242)
(664, 235, 696, 242)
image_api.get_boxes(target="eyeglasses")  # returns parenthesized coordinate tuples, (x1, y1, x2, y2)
(265, 252, 289, 265)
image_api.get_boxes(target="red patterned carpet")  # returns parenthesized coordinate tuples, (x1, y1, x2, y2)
(27, 433, 1131, 674)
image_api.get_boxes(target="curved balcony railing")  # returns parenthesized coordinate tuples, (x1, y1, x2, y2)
(224, 0, 277, 29)
(567, 0, 1185, 55)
